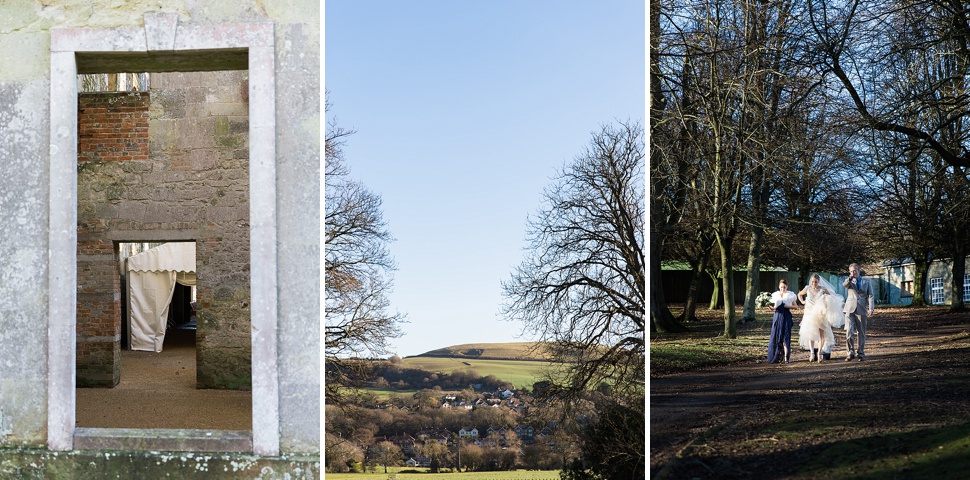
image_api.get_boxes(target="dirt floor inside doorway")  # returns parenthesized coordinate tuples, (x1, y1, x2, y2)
(75, 329, 252, 430)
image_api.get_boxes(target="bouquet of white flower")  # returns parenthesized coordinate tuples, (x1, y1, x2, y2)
(755, 291, 774, 309)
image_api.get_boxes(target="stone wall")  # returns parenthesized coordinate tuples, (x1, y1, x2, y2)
(151, 71, 253, 390)
(76, 71, 252, 389)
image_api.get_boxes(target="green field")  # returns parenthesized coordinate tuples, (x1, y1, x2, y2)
(325, 469, 560, 480)
(398, 356, 559, 390)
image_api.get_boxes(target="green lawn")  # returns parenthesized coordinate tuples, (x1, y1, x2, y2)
(325, 469, 560, 480)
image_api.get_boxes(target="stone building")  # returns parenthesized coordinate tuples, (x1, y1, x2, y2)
(0, 2, 319, 476)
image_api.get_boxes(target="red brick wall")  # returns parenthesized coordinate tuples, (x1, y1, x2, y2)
(78, 93, 149, 163)
(76, 93, 150, 387)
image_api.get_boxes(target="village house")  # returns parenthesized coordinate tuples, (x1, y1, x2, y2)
(514, 424, 535, 439)
(881, 257, 970, 305)
(481, 437, 500, 449)
(416, 428, 450, 441)
(388, 435, 417, 456)
(405, 457, 432, 468)
(458, 426, 479, 439)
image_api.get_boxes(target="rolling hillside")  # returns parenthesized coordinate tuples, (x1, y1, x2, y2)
(414, 341, 553, 361)
(394, 342, 562, 390)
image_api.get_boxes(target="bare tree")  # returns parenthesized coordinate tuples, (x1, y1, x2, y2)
(808, 0, 970, 167)
(650, 0, 690, 333)
(324, 432, 364, 473)
(417, 439, 451, 471)
(573, 394, 645, 479)
(371, 441, 402, 474)
(808, 0, 970, 308)
(766, 94, 863, 284)
(657, 0, 769, 337)
(502, 120, 644, 399)
(864, 132, 943, 306)
(325, 99, 405, 404)
(501, 121, 644, 478)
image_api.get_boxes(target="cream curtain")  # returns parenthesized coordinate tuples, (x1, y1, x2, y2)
(127, 242, 196, 352)
(128, 270, 177, 352)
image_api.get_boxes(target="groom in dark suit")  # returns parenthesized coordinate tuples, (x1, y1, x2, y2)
(843, 263, 874, 361)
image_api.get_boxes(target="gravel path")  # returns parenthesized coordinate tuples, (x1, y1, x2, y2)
(75, 329, 252, 430)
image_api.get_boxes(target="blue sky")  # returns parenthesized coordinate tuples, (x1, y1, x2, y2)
(324, 0, 645, 358)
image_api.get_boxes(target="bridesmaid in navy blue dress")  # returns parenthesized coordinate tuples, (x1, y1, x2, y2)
(766, 279, 797, 364)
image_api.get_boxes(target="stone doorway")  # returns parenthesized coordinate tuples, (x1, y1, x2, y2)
(49, 14, 279, 454)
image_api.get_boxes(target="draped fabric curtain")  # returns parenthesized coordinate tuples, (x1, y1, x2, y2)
(126, 242, 196, 352)
(128, 270, 178, 352)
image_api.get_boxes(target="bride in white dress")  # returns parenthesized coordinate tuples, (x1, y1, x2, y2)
(797, 273, 845, 362)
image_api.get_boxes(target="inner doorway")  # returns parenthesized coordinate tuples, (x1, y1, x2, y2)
(120, 241, 196, 353)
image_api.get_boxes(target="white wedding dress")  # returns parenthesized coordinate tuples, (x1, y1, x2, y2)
(798, 278, 845, 352)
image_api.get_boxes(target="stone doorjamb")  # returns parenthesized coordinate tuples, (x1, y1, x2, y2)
(48, 13, 279, 455)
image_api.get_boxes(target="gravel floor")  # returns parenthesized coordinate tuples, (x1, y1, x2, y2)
(75, 329, 252, 430)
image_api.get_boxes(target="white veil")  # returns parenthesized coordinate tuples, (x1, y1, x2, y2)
(813, 275, 845, 329)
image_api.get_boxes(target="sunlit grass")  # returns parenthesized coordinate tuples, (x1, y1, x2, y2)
(650, 307, 774, 376)
(397, 357, 557, 390)
(791, 423, 970, 479)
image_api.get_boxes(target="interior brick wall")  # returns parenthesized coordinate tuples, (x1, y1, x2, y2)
(76, 93, 149, 386)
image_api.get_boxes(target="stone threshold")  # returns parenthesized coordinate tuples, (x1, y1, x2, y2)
(73, 428, 252, 453)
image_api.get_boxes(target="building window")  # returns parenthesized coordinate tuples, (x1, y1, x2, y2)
(964, 275, 970, 303)
(931, 277, 945, 305)
(901, 281, 914, 297)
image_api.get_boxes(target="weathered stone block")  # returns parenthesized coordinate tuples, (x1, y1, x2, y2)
(0, 449, 320, 479)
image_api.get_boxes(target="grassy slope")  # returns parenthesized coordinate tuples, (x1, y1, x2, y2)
(398, 357, 560, 390)
(415, 342, 552, 360)
(359, 342, 561, 392)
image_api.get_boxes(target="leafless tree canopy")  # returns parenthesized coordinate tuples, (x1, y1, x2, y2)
(502, 121, 645, 402)
(805, 0, 970, 310)
(324, 101, 404, 404)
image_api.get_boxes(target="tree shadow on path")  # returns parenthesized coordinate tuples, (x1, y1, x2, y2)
(651, 320, 970, 479)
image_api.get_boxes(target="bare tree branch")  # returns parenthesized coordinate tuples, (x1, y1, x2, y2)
(325, 96, 405, 405)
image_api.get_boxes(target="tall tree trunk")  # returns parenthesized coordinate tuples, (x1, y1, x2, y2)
(718, 236, 737, 338)
(912, 255, 929, 307)
(950, 244, 966, 312)
(647, 0, 684, 334)
(708, 269, 723, 310)
(741, 228, 764, 322)
(682, 259, 704, 322)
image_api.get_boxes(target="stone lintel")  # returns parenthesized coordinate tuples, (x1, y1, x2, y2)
(105, 230, 201, 242)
